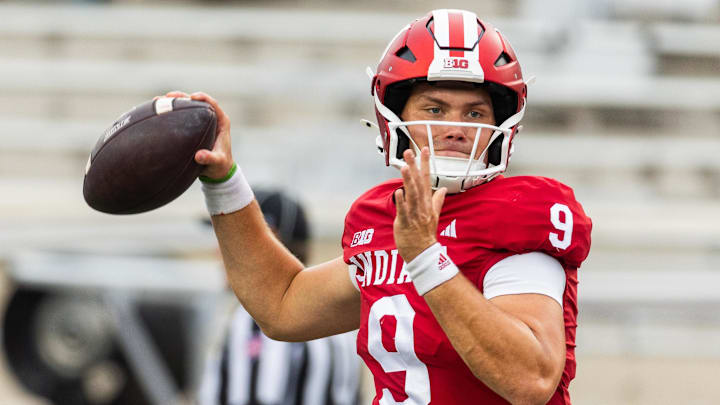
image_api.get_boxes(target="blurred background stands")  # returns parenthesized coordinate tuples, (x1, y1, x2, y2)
(0, 0, 719, 404)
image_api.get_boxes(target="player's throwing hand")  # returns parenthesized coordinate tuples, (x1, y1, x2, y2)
(394, 147, 447, 263)
(164, 91, 235, 180)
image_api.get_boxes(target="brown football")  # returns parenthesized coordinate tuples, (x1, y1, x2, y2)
(83, 97, 217, 214)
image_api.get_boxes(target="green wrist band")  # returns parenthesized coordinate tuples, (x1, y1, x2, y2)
(199, 163, 238, 184)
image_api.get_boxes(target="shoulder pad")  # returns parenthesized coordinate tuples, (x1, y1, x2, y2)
(467, 176, 592, 267)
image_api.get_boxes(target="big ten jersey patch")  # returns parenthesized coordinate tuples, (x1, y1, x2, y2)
(341, 176, 592, 405)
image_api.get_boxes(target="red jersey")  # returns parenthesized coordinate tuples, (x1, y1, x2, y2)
(342, 176, 592, 405)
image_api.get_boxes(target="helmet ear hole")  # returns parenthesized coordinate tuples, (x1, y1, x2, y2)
(396, 131, 411, 160)
(487, 134, 504, 166)
(481, 83, 517, 127)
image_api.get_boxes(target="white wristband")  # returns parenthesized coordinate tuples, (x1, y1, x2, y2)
(405, 242, 459, 295)
(200, 166, 254, 216)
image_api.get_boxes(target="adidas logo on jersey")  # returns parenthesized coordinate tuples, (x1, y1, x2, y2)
(440, 219, 457, 238)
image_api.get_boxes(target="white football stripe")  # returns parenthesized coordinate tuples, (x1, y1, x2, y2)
(154, 97, 174, 115)
(84, 154, 92, 175)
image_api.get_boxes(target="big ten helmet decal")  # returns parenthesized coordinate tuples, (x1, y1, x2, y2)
(370, 9, 528, 193)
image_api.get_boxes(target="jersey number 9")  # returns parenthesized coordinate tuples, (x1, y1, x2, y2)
(549, 203, 573, 250)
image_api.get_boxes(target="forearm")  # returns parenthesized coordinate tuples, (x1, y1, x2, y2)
(424, 275, 562, 404)
(210, 200, 305, 334)
(171, 90, 359, 340)
(210, 201, 360, 341)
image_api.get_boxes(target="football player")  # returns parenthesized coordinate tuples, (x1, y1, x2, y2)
(169, 8, 592, 405)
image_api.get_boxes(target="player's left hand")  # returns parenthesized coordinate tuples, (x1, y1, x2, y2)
(394, 147, 447, 262)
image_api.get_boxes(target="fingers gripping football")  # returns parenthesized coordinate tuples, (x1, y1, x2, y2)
(394, 148, 447, 262)
(164, 91, 235, 180)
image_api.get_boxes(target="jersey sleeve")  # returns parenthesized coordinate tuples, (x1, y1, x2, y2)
(483, 252, 566, 307)
(341, 179, 402, 263)
(483, 177, 592, 268)
(341, 190, 370, 261)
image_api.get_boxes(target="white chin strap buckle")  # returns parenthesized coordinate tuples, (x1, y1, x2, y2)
(434, 175, 465, 194)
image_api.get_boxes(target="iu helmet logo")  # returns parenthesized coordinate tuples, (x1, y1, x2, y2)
(443, 58, 469, 69)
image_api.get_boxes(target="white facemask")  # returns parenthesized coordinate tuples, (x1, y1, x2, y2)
(374, 92, 525, 193)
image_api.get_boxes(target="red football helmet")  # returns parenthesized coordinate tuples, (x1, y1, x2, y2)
(371, 9, 528, 193)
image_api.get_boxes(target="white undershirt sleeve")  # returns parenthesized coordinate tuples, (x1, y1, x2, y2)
(347, 264, 360, 291)
(483, 252, 566, 308)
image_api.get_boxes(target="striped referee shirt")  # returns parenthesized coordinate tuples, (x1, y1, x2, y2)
(198, 306, 360, 405)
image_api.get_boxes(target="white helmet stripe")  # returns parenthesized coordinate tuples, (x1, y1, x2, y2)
(462, 10, 479, 49)
(431, 9, 450, 47)
(428, 9, 484, 82)
(431, 9, 479, 50)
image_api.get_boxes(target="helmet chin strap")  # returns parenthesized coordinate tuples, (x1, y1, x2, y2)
(435, 175, 465, 194)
